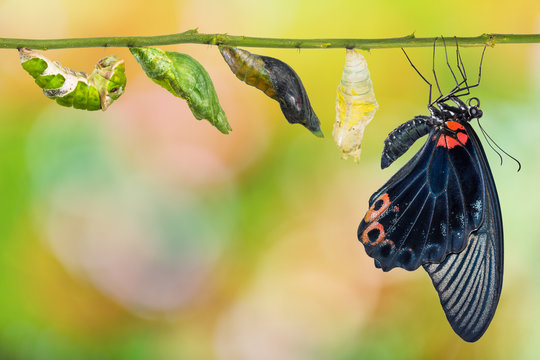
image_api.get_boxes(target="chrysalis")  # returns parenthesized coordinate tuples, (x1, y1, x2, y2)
(333, 49, 378, 161)
(130, 47, 231, 134)
(19, 48, 126, 111)
(219, 46, 323, 137)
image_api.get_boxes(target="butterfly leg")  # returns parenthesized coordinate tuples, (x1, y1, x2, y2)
(431, 37, 444, 106)
(401, 48, 433, 105)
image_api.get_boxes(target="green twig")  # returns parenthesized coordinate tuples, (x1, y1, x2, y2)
(0, 30, 538, 50)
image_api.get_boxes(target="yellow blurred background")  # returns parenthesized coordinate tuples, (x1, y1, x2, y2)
(0, 0, 539, 359)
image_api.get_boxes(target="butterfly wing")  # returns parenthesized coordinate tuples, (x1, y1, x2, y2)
(423, 122, 503, 342)
(358, 121, 485, 271)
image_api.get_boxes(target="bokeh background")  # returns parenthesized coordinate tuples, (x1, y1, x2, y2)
(0, 0, 539, 359)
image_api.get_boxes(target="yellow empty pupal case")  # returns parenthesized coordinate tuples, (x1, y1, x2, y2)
(333, 49, 378, 162)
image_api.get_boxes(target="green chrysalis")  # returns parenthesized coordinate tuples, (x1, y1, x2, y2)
(19, 48, 126, 111)
(130, 47, 231, 134)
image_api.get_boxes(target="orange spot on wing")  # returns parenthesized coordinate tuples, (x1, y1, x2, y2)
(361, 222, 385, 246)
(446, 121, 465, 131)
(364, 193, 391, 222)
(457, 131, 468, 144)
(436, 135, 448, 148)
(441, 136, 461, 148)
(436, 123, 469, 149)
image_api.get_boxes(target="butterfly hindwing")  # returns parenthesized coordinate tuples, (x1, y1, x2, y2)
(423, 122, 503, 342)
(358, 121, 485, 271)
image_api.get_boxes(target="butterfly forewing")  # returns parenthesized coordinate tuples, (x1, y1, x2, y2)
(423, 122, 503, 342)
(358, 121, 485, 271)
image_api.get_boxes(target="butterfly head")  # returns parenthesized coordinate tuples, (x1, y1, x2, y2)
(467, 97, 483, 120)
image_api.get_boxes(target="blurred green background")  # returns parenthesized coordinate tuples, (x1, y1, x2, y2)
(0, 0, 539, 359)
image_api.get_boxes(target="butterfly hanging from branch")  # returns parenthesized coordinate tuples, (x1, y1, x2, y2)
(357, 37, 518, 342)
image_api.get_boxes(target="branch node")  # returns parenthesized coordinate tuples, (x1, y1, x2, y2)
(485, 33, 496, 47)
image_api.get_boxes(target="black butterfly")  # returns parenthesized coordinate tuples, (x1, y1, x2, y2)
(357, 39, 506, 342)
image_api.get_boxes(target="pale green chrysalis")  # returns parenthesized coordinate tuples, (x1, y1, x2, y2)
(19, 48, 126, 111)
(130, 47, 231, 134)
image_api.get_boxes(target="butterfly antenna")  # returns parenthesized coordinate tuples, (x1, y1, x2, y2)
(477, 120, 503, 166)
(401, 48, 433, 105)
(477, 119, 522, 172)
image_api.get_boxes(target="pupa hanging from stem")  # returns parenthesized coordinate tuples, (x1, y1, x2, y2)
(333, 49, 379, 161)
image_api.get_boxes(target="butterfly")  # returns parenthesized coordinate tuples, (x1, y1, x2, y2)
(357, 40, 505, 342)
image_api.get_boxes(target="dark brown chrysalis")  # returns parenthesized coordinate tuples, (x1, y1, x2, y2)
(219, 46, 323, 137)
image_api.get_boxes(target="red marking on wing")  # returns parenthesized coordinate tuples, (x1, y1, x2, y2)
(361, 222, 385, 246)
(437, 136, 462, 148)
(436, 122, 469, 148)
(457, 131, 468, 144)
(364, 193, 390, 222)
(446, 121, 465, 131)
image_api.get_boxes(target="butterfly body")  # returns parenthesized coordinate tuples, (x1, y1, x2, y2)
(358, 96, 502, 341)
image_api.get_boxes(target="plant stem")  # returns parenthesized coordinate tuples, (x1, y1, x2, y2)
(0, 30, 539, 50)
